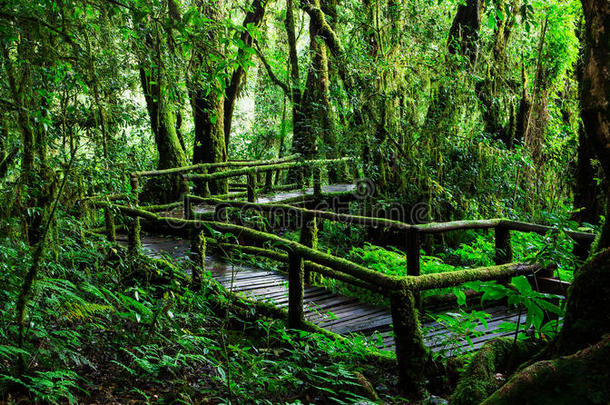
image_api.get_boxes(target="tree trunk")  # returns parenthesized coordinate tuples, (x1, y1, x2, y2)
(191, 0, 228, 195)
(223, 0, 269, 148)
(474, 4, 610, 402)
(447, 0, 481, 63)
(579, 0, 610, 249)
(139, 65, 188, 202)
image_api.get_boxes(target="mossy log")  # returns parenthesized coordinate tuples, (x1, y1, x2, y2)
(139, 201, 183, 212)
(451, 338, 542, 405)
(402, 263, 543, 291)
(204, 200, 595, 245)
(481, 335, 610, 405)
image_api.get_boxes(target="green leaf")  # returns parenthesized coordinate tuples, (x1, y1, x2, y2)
(454, 289, 467, 306)
(511, 275, 532, 295)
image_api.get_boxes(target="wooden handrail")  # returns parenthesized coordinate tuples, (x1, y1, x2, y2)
(133, 154, 300, 178)
(182, 158, 350, 182)
(207, 200, 595, 242)
(93, 200, 577, 394)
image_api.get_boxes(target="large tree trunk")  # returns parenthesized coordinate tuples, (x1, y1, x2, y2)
(136, 8, 188, 203)
(473, 3, 610, 402)
(447, 0, 480, 63)
(482, 335, 610, 404)
(192, 89, 228, 195)
(580, 0, 610, 249)
(191, 0, 228, 195)
(139, 65, 188, 202)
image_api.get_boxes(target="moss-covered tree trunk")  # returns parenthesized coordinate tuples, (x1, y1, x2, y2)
(476, 3, 610, 402)
(190, 0, 228, 195)
(136, 12, 188, 203)
(579, 0, 610, 250)
(139, 65, 188, 202)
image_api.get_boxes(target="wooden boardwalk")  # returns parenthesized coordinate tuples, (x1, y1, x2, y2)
(192, 184, 356, 214)
(132, 234, 520, 354)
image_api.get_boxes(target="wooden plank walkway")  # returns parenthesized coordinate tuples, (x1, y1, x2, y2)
(192, 184, 356, 214)
(130, 234, 520, 355)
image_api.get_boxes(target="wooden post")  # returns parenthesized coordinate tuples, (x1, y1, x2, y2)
(264, 170, 273, 193)
(247, 169, 258, 202)
(288, 250, 305, 328)
(104, 206, 116, 243)
(299, 214, 317, 284)
(190, 230, 206, 290)
(406, 230, 421, 309)
(128, 175, 141, 252)
(313, 166, 322, 198)
(494, 226, 513, 264)
(390, 288, 427, 399)
(201, 168, 210, 198)
(183, 180, 192, 220)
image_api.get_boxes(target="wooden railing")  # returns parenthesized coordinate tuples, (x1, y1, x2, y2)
(92, 203, 593, 394)
(89, 158, 595, 394)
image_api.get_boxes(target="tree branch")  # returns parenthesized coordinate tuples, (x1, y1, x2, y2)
(254, 43, 290, 94)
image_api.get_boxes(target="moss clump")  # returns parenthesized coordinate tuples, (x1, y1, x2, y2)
(482, 336, 610, 405)
(451, 338, 540, 405)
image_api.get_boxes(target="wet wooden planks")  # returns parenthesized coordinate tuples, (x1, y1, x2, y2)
(133, 234, 521, 354)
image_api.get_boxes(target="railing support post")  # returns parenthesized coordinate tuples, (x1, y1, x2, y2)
(288, 250, 305, 328)
(128, 175, 141, 252)
(494, 226, 513, 264)
(247, 169, 258, 202)
(313, 166, 322, 198)
(200, 168, 210, 198)
(390, 288, 427, 399)
(299, 214, 317, 284)
(264, 170, 273, 193)
(406, 230, 421, 308)
(190, 230, 206, 291)
(183, 177, 192, 220)
(104, 206, 116, 243)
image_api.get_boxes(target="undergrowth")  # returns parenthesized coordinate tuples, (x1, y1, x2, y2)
(0, 218, 403, 404)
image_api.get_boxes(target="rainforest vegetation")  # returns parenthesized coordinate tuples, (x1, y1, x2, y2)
(1, 0, 610, 403)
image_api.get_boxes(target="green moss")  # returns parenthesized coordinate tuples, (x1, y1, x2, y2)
(451, 338, 539, 405)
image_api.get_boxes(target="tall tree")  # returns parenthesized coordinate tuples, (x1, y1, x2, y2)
(189, 0, 228, 195)
(447, 0, 481, 63)
(134, 3, 188, 202)
(223, 0, 270, 148)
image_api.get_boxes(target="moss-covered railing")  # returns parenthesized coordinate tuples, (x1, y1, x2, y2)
(90, 200, 589, 396)
(133, 154, 300, 178)
(180, 157, 351, 199)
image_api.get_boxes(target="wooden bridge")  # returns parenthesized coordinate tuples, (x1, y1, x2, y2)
(90, 155, 595, 394)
